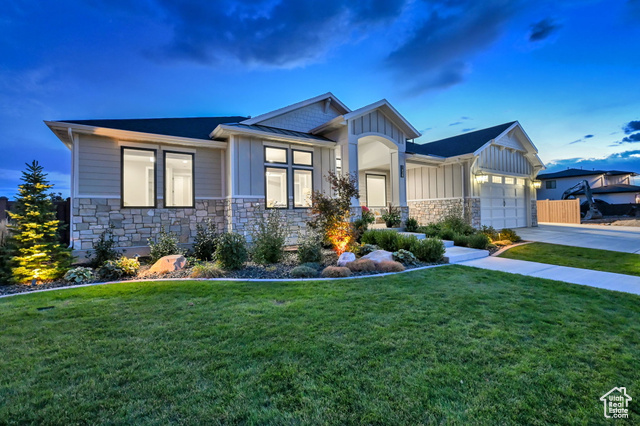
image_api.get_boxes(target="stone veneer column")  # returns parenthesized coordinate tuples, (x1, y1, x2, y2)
(531, 199, 538, 227)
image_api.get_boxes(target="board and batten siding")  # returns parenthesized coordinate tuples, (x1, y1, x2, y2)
(351, 110, 405, 147)
(406, 163, 463, 200)
(232, 135, 334, 197)
(477, 145, 532, 176)
(76, 134, 223, 199)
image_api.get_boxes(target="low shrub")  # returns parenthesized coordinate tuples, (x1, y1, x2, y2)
(215, 233, 248, 270)
(376, 230, 400, 252)
(250, 207, 287, 264)
(453, 233, 469, 247)
(468, 233, 491, 249)
(442, 205, 475, 235)
(492, 239, 512, 247)
(148, 227, 184, 263)
(360, 229, 380, 246)
(321, 266, 351, 278)
(393, 249, 418, 266)
(410, 238, 446, 263)
(396, 234, 418, 251)
(500, 228, 521, 243)
(300, 262, 321, 270)
(404, 217, 419, 232)
(290, 265, 319, 278)
(297, 232, 323, 264)
(479, 225, 499, 242)
(439, 228, 457, 241)
(356, 243, 379, 256)
(417, 223, 441, 238)
(64, 267, 94, 283)
(346, 258, 376, 272)
(192, 219, 218, 261)
(98, 257, 140, 280)
(86, 224, 119, 267)
(190, 262, 224, 278)
(376, 260, 405, 273)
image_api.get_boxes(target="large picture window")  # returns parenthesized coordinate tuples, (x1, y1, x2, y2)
(122, 147, 156, 207)
(164, 151, 194, 208)
(293, 169, 313, 208)
(265, 167, 288, 208)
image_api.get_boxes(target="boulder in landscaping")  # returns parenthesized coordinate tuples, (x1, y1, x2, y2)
(337, 251, 356, 266)
(149, 255, 187, 274)
(362, 250, 393, 264)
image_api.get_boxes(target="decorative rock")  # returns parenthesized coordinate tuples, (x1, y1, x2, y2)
(337, 252, 356, 266)
(362, 250, 394, 264)
(148, 255, 187, 274)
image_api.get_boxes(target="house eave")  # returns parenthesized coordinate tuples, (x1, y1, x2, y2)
(241, 92, 350, 126)
(211, 124, 337, 147)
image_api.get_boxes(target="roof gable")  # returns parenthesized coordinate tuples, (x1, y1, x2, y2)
(343, 99, 421, 139)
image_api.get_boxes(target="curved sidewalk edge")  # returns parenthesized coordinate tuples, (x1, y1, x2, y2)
(460, 256, 640, 295)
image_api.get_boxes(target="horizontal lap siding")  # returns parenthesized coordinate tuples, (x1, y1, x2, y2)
(195, 148, 222, 198)
(406, 163, 463, 200)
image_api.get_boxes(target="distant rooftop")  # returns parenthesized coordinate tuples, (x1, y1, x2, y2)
(576, 184, 640, 194)
(538, 168, 637, 179)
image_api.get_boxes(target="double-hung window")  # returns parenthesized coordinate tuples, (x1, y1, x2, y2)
(122, 147, 157, 207)
(164, 151, 194, 208)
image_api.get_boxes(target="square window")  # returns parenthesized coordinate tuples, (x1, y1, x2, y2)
(492, 176, 502, 184)
(516, 178, 525, 185)
(122, 148, 156, 207)
(294, 169, 313, 208)
(265, 167, 288, 208)
(293, 150, 313, 166)
(546, 180, 556, 189)
(265, 147, 287, 164)
(164, 152, 194, 207)
(504, 177, 514, 184)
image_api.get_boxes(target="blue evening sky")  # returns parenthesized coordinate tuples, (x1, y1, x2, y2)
(1, 0, 639, 196)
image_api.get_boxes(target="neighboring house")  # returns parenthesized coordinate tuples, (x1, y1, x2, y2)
(46, 93, 545, 251)
(537, 168, 640, 204)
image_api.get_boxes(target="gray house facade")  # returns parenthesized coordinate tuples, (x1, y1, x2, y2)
(46, 93, 544, 251)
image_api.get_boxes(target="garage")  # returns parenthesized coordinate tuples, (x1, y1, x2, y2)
(480, 175, 528, 229)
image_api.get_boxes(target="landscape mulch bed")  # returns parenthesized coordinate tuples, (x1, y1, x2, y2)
(0, 250, 438, 297)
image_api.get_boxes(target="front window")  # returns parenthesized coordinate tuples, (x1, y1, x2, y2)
(546, 180, 556, 189)
(293, 150, 313, 166)
(265, 167, 288, 208)
(293, 169, 313, 208)
(122, 148, 156, 207)
(265, 147, 288, 164)
(164, 152, 194, 207)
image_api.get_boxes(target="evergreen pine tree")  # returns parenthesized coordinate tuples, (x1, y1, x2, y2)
(7, 161, 71, 284)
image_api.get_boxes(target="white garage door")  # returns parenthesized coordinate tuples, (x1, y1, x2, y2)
(480, 176, 527, 229)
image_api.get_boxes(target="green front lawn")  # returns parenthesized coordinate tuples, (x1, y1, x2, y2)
(1, 267, 639, 424)
(499, 242, 640, 277)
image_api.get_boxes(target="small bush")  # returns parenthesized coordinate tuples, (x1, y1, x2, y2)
(250, 207, 287, 264)
(290, 265, 319, 278)
(492, 239, 512, 247)
(346, 258, 376, 272)
(300, 262, 321, 270)
(418, 223, 441, 238)
(381, 204, 402, 228)
(321, 266, 351, 278)
(356, 243, 379, 256)
(376, 231, 400, 252)
(500, 228, 521, 242)
(361, 229, 380, 246)
(479, 225, 499, 242)
(439, 228, 457, 241)
(405, 217, 419, 232)
(98, 257, 140, 280)
(190, 262, 224, 278)
(410, 238, 446, 263)
(393, 249, 418, 266)
(376, 260, 405, 272)
(192, 219, 218, 261)
(64, 267, 94, 283)
(148, 227, 184, 263)
(453, 233, 469, 247)
(297, 232, 323, 264)
(86, 224, 119, 267)
(396, 234, 418, 251)
(442, 204, 475, 235)
(468, 233, 491, 249)
(215, 233, 248, 270)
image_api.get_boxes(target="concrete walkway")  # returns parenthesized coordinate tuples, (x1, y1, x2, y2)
(517, 223, 640, 254)
(460, 256, 640, 295)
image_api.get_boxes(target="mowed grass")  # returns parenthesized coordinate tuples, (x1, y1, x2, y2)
(1, 266, 639, 424)
(499, 242, 640, 277)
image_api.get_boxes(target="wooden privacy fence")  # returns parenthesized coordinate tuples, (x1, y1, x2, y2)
(537, 199, 581, 224)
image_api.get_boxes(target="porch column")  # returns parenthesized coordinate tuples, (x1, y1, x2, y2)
(389, 150, 407, 207)
(346, 128, 360, 208)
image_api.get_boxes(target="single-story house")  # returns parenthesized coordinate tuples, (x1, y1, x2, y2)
(45, 93, 545, 251)
(537, 168, 640, 204)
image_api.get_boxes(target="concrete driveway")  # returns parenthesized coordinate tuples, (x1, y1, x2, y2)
(517, 223, 640, 254)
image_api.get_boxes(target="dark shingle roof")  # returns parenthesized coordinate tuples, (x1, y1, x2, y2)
(538, 168, 637, 179)
(406, 121, 516, 158)
(225, 123, 333, 142)
(576, 184, 640, 194)
(59, 116, 248, 140)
